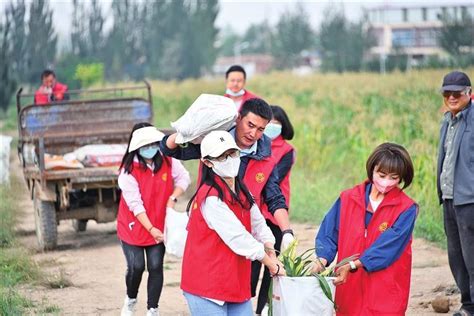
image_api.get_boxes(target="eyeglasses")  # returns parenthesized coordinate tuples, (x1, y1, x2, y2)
(442, 90, 469, 98)
(211, 150, 240, 162)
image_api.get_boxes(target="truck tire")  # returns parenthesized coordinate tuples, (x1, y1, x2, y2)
(34, 198, 58, 250)
(72, 219, 88, 232)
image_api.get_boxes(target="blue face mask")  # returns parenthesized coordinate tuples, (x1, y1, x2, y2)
(264, 123, 282, 140)
(139, 145, 159, 159)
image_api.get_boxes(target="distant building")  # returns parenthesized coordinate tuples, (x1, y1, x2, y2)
(367, 4, 474, 65)
(213, 54, 274, 78)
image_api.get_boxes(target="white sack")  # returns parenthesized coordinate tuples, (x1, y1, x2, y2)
(0, 135, 12, 184)
(164, 207, 189, 258)
(272, 276, 336, 316)
(171, 94, 237, 144)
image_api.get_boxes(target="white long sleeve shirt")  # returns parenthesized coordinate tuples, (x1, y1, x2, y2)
(118, 158, 191, 216)
(199, 196, 275, 305)
(201, 196, 276, 261)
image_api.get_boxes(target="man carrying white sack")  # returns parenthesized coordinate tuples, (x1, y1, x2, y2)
(160, 95, 296, 252)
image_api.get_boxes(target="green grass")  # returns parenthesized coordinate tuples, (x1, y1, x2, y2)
(0, 105, 18, 132)
(39, 304, 61, 315)
(0, 177, 39, 313)
(0, 166, 61, 314)
(0, 288, 34, 315)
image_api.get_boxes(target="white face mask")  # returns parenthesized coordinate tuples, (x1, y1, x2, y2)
(211, 155, 241, 178)
(225, 88, 245, 97)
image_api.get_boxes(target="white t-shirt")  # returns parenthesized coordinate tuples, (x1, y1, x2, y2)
(369, 196, 382, 212)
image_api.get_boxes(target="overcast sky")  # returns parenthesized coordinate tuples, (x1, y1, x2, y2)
(2, 0, 473, 42)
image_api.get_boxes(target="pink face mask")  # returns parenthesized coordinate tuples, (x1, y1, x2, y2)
(372, 172, 399, 194)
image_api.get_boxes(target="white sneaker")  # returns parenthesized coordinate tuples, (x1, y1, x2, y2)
(146, 307, 159, 316)
(261, 305, 269, 316)
(121, 296, 137, 316)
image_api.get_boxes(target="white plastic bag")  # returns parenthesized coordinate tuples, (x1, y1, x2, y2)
(272, 276, 336, 316)
(0, 135, 12, 184)
(164, 207, 189, 258)
(171, 94, 237, 144)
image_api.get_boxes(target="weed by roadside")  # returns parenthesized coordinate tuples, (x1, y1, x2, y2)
(0, 165, 64, 314)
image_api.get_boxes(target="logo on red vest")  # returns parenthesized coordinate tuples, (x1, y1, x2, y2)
(255, 172, 265, 183)
(379, 222, 389, 232)
(162, 173, 168, 181)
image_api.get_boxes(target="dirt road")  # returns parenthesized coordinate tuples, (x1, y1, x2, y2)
(13, 164, 460, 315)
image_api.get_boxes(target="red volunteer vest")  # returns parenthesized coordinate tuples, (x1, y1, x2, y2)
(117, 158, 173, 246)
(336, 180, 416, 316)
(181, 178, 252, 302)
(271, 136, 294, 207)
(224, 90, 259, 111)
(243, 157, 278, 225)
(34, 82, 68, 105)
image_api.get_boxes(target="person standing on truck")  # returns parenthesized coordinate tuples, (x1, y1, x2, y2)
(34, 69, 69, 105)
(117, 123, 191, 316)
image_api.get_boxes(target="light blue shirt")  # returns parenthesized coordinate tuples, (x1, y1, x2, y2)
(228, 128, 257, 157)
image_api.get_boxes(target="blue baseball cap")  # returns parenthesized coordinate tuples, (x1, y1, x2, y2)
(441, 71, 471, 92)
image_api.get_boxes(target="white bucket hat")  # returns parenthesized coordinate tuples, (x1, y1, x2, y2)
(129, 126, 165, 152)
(200, 131, 240, 159)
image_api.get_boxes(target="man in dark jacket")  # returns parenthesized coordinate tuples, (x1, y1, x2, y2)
(437, 71, 474, 316)
(161, 98, 295, 250)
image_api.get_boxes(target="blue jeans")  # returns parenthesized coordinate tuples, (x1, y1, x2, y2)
(183, 291, 253, 316)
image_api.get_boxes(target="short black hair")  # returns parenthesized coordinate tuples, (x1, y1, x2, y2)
(41, 69, 56, 80)
(239, 98, 272, 122)
(225, 65, 246, 79)
(270, 105, 294, 140)
(366, 142, 414, 189)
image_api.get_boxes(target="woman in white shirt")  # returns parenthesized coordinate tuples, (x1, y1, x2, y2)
(181, 130, 284, 316)
(117, 123, 190, 316)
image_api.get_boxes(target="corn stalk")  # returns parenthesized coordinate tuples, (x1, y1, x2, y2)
(275, 238, 358, 308)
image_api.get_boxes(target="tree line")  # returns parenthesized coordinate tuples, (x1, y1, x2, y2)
(221, 4, 474, 72)
(1, 0, 473, 111)
(0, 0, 219, 110)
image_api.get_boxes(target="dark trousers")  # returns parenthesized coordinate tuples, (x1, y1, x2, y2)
(251, 220, 283, 314)
(121, 241, 166, 309)
(443, 199, 474, 313)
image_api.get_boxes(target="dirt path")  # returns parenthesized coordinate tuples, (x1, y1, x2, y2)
(12, 158, 460, 315)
